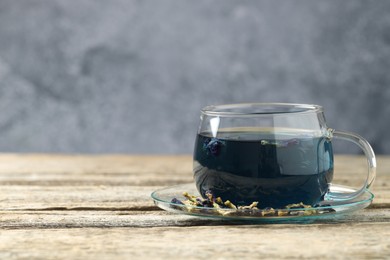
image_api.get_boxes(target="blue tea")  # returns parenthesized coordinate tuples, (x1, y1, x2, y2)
(193, 129, 334, 208)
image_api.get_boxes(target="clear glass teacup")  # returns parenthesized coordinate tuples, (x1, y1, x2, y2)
(193, 103, 376, 208)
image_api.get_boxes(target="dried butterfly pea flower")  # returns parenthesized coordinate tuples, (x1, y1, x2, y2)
(170, 191, 331, 217)
(171, 198, 184, 205)
(261, 207, 276, 216)
(224, 200, 237, 209)
(183, 192, 197, 203)
(277, 209, 289, 216)
(286, 202, 318, 216)
(203, 138, 225, 156)
(214, 197, 224, 206)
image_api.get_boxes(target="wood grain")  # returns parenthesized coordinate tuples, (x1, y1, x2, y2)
(0, 154, 388, 259)
(0, 184, 389, 211)
(0, 154, 386, 185)
(0, 223, 389, 259)
(0, 154, 192, 186)
(0, 209, 390, 229)
(0, 155, 388, 210)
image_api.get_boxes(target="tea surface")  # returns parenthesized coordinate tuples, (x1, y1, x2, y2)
(193, 129, 334, 207)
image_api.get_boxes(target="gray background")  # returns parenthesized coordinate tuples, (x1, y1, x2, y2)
(0, 0, 389, 154)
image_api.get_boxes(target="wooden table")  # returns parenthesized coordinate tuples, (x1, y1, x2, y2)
(0, 154, 389, 259)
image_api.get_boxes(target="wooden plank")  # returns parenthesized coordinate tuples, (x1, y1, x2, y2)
(0, 154, 192, 175)
(0, 221, 389, 259)
(1, 209, 390, 229)
(0, 154, 387, 210)
(0, 185, 156, 210)
(0, 154, 387, 187)
(0, 154, 193, 186)
(0, 154, 387, 259)
(0, 184, 388, 210)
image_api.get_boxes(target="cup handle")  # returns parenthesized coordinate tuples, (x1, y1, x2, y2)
(324, 129, 376, 201)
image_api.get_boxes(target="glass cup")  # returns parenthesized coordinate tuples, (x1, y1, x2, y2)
(193, 103, 376, 208)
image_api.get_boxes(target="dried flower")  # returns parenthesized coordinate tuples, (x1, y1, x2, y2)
(224, 200, 237, 209)
(203, 138, 225, 156)
(168, 191, 330, 218)
(171, 198, 184, 205)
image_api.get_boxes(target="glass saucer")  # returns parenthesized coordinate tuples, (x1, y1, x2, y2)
(151, 183, 374, 222)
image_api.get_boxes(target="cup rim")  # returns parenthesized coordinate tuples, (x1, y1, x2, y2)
(201, 103, 323, 117)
